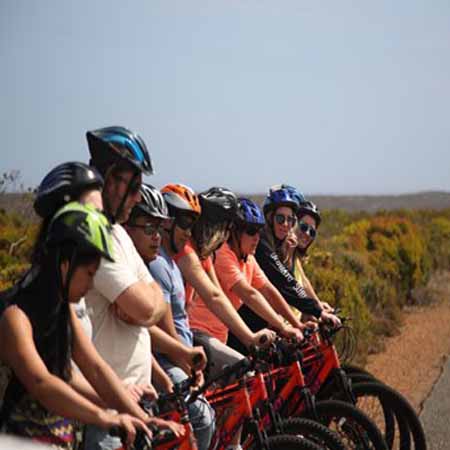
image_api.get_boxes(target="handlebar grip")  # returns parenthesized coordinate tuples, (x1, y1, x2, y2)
(259, 334, 268, 345)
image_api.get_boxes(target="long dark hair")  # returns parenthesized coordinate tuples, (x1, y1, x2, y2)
(0, 241, 98, 418)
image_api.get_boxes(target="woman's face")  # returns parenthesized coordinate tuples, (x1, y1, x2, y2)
(62, 258, 100, 302)
(295, 214, 317, 250)
(272, 206, 297, 240)
(239, 227, 261, 256)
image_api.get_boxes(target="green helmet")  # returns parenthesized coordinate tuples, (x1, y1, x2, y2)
(46, 202, 114, 262)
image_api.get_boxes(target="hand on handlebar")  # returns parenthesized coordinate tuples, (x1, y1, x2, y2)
(108, 412, 152, 449)
(280, 324, 304, 341)
(320, 310, 341, 328)
(250, 328, 277, 348)
(148, 416, 185, 438)
(126, 383, 158, 403)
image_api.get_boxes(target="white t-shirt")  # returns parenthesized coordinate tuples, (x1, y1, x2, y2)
(85, 224, 153, 385)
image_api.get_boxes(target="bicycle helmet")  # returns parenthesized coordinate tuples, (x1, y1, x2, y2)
(34, 162, 103, 219)
(161, 184, 202, 217)
(262, 184, 301, 215)
(283, 185, 305, 208)
(235, 198, 265, 227)
(297, 200, 321, 227)
(86, 126, 153, 176)
(199, 187, 238, 223)
(46, 202, 114, 262)
(130, 184, 170, 221)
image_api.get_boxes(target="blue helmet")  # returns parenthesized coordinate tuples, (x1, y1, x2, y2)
(86, 126, 154, 176)
(262, 184, 301, 215)
(236, 198, 265, 227)
(283, 185, 305, 207)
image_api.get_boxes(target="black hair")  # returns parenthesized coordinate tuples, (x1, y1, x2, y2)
(0, 240, 99, 421)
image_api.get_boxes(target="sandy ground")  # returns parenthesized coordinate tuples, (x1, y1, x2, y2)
(365, 300, 450, 413)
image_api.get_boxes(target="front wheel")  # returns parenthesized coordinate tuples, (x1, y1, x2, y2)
(307, 399, 389, 450)
(252, 434, 323, 450)
(278, 417, 345, 450)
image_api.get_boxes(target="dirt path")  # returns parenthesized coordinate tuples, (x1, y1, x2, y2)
(365, 301, 450, 413)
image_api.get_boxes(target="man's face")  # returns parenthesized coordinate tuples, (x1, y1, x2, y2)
(126, 215, 163, 263)
(105, 169, 142, 223)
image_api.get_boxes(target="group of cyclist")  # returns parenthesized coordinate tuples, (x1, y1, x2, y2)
(0, 125, 341, 450)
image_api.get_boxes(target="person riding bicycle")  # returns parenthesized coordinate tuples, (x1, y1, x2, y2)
(284, 199, 335, 319)
(84, 126, 182, 449)
(232, 185, 340, 343)
(169, 186, 275, 376)
(33, 161, 105, 338)
(125, 183, 215, 450)
(189, 197, 303, 348)
(0, 203, 151, 449)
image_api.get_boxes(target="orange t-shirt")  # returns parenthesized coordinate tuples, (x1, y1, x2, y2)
(173, 241, 212, 306)
(187, 242, 268, 343)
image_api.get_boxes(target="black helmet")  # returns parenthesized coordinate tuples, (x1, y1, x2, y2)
(86, 126, 153, 176)
(131, 184, 170, 221)
(199, 187, 238, 223)
(297, 200, 321, 226)
(34, 162, 103, 219)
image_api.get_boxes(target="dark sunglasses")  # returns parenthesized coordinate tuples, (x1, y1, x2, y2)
(128, 222, 163, 236)
(274, 214, 296, 226)
(175, 214, 197, 231)
(299, 221, 317, 238)
(113, 174, 141, 194)
(243, 225, 262, 237)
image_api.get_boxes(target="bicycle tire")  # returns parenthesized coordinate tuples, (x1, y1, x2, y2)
(306, 399, 389, 450)
(249, 434, 323, 450)
(279, 417, 345, 450)
(349, 382, 426, 450)
(342, 364, 378, 380)
(316, 369, 397, 449)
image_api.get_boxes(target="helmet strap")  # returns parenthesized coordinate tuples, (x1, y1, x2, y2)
(169, 223, 179, 254)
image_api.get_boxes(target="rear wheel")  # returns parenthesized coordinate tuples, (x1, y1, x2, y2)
(348, 382, 426, 450)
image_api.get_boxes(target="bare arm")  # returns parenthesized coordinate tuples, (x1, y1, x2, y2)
(231, 279, 286, 330)
(151, 358, 174, 393)
(157, 306, 180, 341)
(258, 281, 304, 329)
(178, 252, 273, 347)
(115, 280, 167, 327)
(0, 306, 146, 428)
(150, 326, 207, 373)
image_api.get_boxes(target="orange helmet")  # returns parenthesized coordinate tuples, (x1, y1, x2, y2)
(161, 184, 201, 216)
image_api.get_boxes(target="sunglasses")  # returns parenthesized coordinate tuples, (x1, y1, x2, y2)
(299, 221, 317, 238)
(274, 214, 297, 226)
(244, 225, 261, 236)
(175, 214, 197, 231)
(113, 174, 141, 194)
(128, 222, 163, 236)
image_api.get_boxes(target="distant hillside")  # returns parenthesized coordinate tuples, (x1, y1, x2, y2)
(1, 191, 450, 220)
(249, 191, 450, 213)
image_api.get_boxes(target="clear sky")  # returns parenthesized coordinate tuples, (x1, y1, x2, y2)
(1, 1, 450, 195)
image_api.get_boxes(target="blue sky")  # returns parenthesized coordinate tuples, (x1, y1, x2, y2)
(1, 1, 450, 195)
